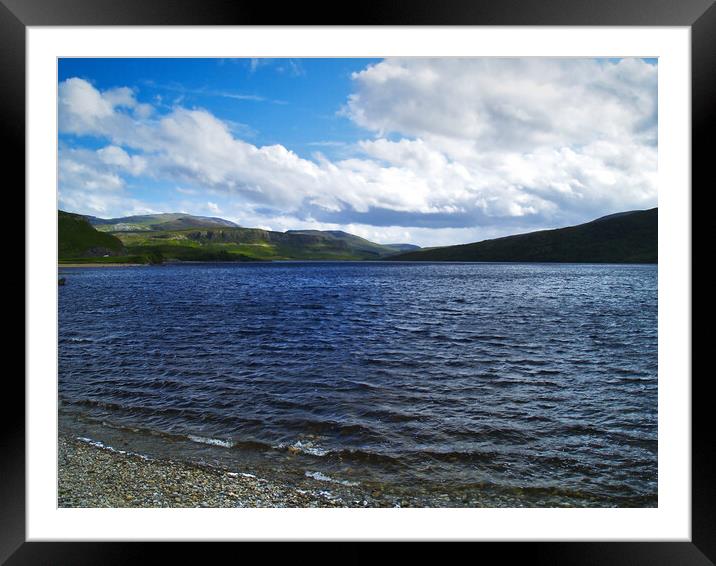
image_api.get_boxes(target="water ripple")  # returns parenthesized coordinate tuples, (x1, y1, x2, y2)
(59, 262, 657, 506)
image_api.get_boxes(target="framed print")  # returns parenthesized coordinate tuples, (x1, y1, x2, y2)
(7, 0, 709, 563)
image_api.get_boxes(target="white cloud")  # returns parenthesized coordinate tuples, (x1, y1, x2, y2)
(60, 152, 124, 192)
(103, 86, 137, 108)
(215, 202, 540, 248)
(344, 58, 657, 225)
(58, 78, 115, 134)
(58, 189, 156, 218)
(133, 103, 155, 119)
(58, 145, 152, 218)
(57, 59, 657, 245)
(97, 145, 147, 175)
(346, 58, 657, 152)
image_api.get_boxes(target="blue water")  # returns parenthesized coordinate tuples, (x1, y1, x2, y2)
(58, 262, 657, 507)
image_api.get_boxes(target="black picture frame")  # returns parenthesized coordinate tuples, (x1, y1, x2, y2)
(7, 0, 708, 563)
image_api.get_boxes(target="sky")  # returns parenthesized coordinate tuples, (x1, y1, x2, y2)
(58, 57, 657, 247)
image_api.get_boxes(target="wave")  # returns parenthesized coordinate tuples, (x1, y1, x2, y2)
(277, 439, 330, 457)
(187, 435, 236, 448)
(304, 470, 358, 486)
(75, 436, 153, 460)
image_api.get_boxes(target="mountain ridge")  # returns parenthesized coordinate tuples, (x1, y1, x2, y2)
(388, 208, 657, 264)
(60, 208, 656, 264)
(63, 211, 419, 262)
(87, 213, 240, 232)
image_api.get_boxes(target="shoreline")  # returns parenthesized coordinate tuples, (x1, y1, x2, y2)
(59, 263, 147, 268)
(58, 435, 395, 508)
(57, 260, 658, 268)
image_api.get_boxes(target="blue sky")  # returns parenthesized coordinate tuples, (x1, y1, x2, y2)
(58, 57, 657, 247)
(60, 58, 378, 161)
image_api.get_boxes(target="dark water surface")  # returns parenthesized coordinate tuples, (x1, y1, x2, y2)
(58, 262, 657, 507)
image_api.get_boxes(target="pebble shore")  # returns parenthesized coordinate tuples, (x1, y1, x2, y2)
(58, 436, 395, 508)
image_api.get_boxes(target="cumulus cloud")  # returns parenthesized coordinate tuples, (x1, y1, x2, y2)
(346, 58, 657, 150)
(58, 145, 154, 217)
(60, 149, 124, 192)
(59, 81, 453, 217)
(57, 59, 657, 244)
(344, 58, 657, 226)
(97, 145, 147, 175)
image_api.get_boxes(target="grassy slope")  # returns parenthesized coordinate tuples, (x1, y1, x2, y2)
(116, 227, 407, 261)
(389, 208, 658, 264)
(89, 213, 239, 232)
(58, 211, 127, 259)
(82, 212, 420, 262)
(384, 243, 421, 252)
(285, 230, 407, 258)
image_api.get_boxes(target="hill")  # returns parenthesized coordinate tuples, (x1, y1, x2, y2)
(87, 213, 239, 232)
(72, 212, 420, 262)
(58, 211, 127, 259)
(384, 243, 421, 252)
(114, 226, 416, 262)
(389, 208, 657, 264)
(285, 230, 417, 258)
(71, 214, 419, 262)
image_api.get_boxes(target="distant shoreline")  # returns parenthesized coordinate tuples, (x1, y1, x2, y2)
(58, 259, 658, 268)
(59, 263, 147, 268)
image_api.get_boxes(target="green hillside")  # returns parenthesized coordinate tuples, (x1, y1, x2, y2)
(389, 208, 657, 264)
(88, 213, 239, 232)
(60, 207, 655, 264)
(384, 243, 421, 253)
(69, 212, 420, 262)
(285, 230, 409, 258)
(115, 226, 412, 262)
(58, 211, 127, 259)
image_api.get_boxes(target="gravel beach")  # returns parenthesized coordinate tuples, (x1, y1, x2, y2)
(58, 436, 397, 508)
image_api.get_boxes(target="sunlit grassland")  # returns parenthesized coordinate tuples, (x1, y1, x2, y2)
(115, 229, 382, 262)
